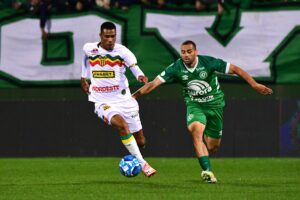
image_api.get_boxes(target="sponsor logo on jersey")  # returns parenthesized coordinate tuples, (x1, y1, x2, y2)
(199, 71, 208, 79)
(186, 80, 212, 96)
(191, 95, 214, 103)
(92, 70, 115, 78)
(92, 85, 120, 92)
(181, 70, 189, 74)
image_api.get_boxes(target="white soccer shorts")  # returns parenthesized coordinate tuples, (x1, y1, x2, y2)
(94, 98, 142, 133)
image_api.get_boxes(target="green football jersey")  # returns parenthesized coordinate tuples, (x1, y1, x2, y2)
(158, 55, 229, 108)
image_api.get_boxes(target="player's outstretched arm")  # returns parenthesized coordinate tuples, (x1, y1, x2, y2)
(228, 64, 273, 95)
(132, 77, 164, 99)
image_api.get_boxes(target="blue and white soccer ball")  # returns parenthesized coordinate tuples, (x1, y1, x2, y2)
(119, 155, 142, 177)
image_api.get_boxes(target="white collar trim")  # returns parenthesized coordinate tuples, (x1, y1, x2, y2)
(184, 57, 198, 73)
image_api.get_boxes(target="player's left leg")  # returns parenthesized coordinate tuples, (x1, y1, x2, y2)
(133, 130, 146, 149)
(121, 98, 156, 177)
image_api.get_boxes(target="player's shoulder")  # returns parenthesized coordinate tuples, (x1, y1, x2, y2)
(172, 58, 183, 67)
(198, 55, 217, 62)
(83, 42, 98, 52)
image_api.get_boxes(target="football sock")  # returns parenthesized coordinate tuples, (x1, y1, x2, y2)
(121, 133, 146, 166)
(198, 156, 212, 171)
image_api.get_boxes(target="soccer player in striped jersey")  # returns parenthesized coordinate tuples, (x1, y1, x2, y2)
(81, 21, 156, 177)
(132, 40, 273, 183)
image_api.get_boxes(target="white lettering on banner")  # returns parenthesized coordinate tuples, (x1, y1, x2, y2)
(145, 11, 300, 78)
(0, 16, 122, 81)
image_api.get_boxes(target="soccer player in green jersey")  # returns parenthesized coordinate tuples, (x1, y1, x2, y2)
(132, 40, 273, 183)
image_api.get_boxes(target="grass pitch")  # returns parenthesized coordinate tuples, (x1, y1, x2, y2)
(0, 158, 299, 200)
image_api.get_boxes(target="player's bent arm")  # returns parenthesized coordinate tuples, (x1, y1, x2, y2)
(132, 77, 164, 99)
(228, 64, 273, 95)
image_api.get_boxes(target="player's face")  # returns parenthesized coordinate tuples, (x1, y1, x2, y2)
(100, 29, 116, 50)
(180, 44, 197, 67)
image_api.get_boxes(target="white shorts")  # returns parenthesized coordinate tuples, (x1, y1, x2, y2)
(94, 98, 142, 133)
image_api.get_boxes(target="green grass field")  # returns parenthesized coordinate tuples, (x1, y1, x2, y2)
(0, 158, 299, 200)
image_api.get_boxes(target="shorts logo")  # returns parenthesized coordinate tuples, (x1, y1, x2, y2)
(131, 112, 139, 118)
(92, 71, 115, 78)
(219, 130, 223, 136)
(102, 105, 110, 110)
(187, 114, 194, 121)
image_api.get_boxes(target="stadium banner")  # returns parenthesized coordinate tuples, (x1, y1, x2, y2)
(0, 5, 300, 87)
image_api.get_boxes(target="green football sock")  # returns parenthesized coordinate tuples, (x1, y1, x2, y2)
(198, 156, 212, 171)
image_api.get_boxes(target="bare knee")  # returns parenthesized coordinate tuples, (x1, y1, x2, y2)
(116, 121, 129, 133)
(110, 115, 130, 134)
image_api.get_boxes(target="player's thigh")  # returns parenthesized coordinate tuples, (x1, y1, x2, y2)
(186, 104, 207, 127)
(204, 108, 224, 139)
(119, 98, 142, 133)
(94, 103, 122, 125)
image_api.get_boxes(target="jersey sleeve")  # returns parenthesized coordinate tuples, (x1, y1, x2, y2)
(206, 56, 229, 74)
(157, 63, 177, 83)
(122, 46, 137, 67)
(81, 44, 90, 78)
(81, 54, 89, 78)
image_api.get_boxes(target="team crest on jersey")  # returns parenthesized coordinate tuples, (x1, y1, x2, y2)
(98, 56, 106, 66)
(199, 71, 208, 79)
(92, 70, 115, 78)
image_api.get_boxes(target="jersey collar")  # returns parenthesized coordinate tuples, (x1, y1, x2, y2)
(183, 56, 198, 73)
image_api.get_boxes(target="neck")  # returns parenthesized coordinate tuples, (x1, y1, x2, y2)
(186, 57, 198, 68)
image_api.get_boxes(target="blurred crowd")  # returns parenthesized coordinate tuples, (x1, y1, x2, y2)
(3, 0, 228, 13)
(0, 0, 298, 39)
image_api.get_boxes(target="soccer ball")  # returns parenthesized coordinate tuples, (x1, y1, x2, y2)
(119, 155, 142, 177)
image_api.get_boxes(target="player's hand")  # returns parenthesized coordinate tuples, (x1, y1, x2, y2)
(252, 83, 273, 95)
(138, 75, 148, 84)
(81, 78, 90, 94)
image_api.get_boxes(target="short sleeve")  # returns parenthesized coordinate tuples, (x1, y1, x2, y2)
(157, 63, 177, 83)
(206, 56, 228, 73)
(122, 46, 137, 67)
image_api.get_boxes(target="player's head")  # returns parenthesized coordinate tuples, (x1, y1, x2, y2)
(180, 40, 198, 67)
(100, 21, 116, 50)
